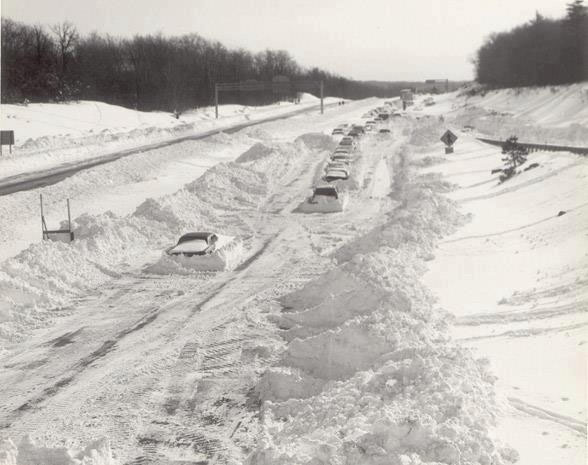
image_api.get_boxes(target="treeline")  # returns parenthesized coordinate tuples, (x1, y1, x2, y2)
(475, 0, 587, 87)
(1, 18, 402, 112)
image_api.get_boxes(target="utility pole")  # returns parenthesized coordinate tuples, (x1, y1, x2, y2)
(215, 83, 219, 119)
(320, 80, 324, 114)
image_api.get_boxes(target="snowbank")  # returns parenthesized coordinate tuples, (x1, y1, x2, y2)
(248, 145, 516, 465)
(0, 436, 116, 465)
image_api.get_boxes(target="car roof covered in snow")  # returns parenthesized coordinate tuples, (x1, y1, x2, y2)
(177, 232, 216, 244)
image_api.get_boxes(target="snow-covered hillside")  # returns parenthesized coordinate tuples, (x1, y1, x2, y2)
(0, 84, 585, 465)
(411, 82, 588, 146)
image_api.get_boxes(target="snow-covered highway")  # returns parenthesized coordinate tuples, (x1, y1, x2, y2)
(0, 84, 586, 465)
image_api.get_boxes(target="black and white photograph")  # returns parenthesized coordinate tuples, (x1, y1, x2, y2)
(0, 1, 586, 464)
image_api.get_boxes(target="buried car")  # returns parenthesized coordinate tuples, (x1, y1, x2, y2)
(147, 232, 244, 272)
(297, 185, 347, 213)
(166, 232, 220, 256)
(324, 168, 349, 182)
(325, 163, 350, 174)
(330, 154, 353, 163)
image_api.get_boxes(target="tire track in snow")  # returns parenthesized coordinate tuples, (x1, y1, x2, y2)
(9, 307, 161, 418)
(443, 201, 588, 243)
(458, 320, 588, 341)
(508, 397, 587, 435)
(456, 301, 587, 326)
(459, 159, 583, 203)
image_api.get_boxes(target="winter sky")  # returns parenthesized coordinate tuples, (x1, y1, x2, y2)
(2, 0, 569, 81)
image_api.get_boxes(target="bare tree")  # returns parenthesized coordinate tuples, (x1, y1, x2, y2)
(51, 21, 78, 75)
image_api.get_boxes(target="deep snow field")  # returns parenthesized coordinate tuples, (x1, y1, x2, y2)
(0, 84, 586, 465)
(413, 82, 588, 146)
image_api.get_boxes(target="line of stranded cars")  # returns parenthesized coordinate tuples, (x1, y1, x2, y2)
(164, 101, 402, 266)
(302, 102, 401, 213)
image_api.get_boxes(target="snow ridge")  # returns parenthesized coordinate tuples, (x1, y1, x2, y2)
(249, 146, 518, 465)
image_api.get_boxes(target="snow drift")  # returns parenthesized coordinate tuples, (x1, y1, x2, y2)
(248, 146, 517, 465)
(0, 436, 116, 465)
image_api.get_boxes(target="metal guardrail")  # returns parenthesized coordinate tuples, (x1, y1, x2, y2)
(477, 137, 588, 155)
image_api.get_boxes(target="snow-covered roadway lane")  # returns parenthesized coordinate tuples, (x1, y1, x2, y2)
(0, 114, 399, 464)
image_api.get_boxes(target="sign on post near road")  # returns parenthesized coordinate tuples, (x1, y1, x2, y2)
(440, 130, 458, 146)
(0, 130, 15, 154)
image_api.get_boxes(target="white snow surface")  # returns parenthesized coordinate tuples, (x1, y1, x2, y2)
(0, 436, 116, 465)
(410, 82, 588, 146)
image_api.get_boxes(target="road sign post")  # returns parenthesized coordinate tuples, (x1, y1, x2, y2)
(440, 130, 458, 154)
(0, 130, 15, 155)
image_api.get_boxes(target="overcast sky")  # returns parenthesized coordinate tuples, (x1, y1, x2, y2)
(2, 0, 569, 81)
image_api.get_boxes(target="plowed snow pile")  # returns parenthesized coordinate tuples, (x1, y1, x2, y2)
(0, 436, 116, 465)
(248, 148, 518, 465)
(0, 135, 322, 352)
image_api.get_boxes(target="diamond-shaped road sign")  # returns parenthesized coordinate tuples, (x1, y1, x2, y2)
(440, 130, 458, 146)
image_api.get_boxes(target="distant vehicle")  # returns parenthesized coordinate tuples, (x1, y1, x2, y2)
(339, 137, 355, 147)
(392, 112, 402, 117)
(324, 168, 349, 182)
(332, 128, 345, 135)
(379, 128, 391, 134)
(326, 162, 350, 172)
(334, 150, 352, 158)
(166, 232, 220, 257)
(379, 113, 390, 120)
(400, 88, 414, 106)
(330, 154, 352, 163)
